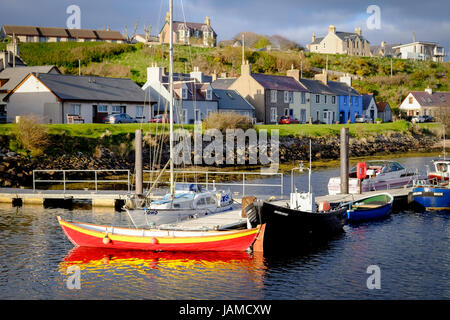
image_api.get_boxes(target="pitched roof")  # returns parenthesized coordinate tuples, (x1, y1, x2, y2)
(362, 94, 376, 110)
(335, 31, 368, 43)
(172, 21, 216, 36)
(214, 89, 254, 111)
(25, 73, 150, 103)
(410, 91, 450, 107)
(0, 65, 60, 92)
(2, 25, 124, 40)
(252, 73, 307, 92)
(327, 80, 360, 96)
(211, 78, 236, 90)
(2, 25, 40, 36)
(377, 102, 390, 112)
(298, 78, 334, 95)
(172, 82, 217, 101)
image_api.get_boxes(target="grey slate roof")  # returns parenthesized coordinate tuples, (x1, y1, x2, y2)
(214, 89, 254, 111)
(327, 80, 360, 96)
(252, 73, 307, 92)
(211, 78, 236, 90)
(298, 78, 334, 95)
(362, 94, 376, 111)
(32, 73, 151, 103)
(410, 91, 450, 107)
(0, 65, 59, 92)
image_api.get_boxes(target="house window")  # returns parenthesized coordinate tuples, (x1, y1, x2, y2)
(301, 92, 306, 104)
(70, 104, 81, 115)
(39, 36, 47, 42)
(270, 107, 277, 122)
(136, 106, 144, 118)
(182, 88, 188, 100)
(289, 92, 294, 103)
(284, 91, 290, 103)
(324, 95, 327, 104)
(112, 106, 122, 114)
(316, 95, 320, 103)
(270, 90, 277, 103)
(409, 97, 413, 104)
(195, 109, 201, 123)
(206, 89, 212, 100)
(344, 96, 347, 104)
(332, 96, 336, 104)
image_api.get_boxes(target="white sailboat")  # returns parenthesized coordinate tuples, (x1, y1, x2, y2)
(125, 1, 234, 228)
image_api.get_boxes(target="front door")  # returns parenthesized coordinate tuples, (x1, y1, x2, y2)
(92, 105, 108, 123)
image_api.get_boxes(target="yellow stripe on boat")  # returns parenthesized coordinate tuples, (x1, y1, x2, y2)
(59, 219, 259, 244)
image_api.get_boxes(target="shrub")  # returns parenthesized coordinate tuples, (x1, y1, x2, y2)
(13, 115, 50, 157)
(202, 112, 254, 133)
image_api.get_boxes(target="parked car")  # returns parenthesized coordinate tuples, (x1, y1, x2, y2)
(355, 115, 371, 123)
(149, 114, 169, 123)
(103, 113, 138, 124)
(411, 116, 425, 123)
(423, 115, 434, 122)
(279, 116, 299, 124)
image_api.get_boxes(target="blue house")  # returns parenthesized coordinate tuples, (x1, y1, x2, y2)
(328, 79, 362, 123)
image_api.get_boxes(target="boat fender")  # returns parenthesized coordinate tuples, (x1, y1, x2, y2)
(151, 237, 159, 245)
(103, 233, 111, 245)
(319, 201, 330, 212)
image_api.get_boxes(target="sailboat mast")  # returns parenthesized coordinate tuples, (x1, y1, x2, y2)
(309, 139, 312, 193)
(169, 0, 175, 197)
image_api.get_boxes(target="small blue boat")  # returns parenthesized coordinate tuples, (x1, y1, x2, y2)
(411, 186, 450, 211)
(347, 193, 393, 222)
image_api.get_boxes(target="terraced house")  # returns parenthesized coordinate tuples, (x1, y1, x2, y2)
(0, 25, 125, 43)
(229, 61, 308, 124)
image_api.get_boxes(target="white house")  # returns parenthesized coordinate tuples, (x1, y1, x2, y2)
(3, 73, 154, 123)
(399, 88, 450, 117)
(392, 41, 445, 62)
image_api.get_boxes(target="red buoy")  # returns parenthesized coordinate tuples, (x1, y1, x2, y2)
(151, 237, 159, 245)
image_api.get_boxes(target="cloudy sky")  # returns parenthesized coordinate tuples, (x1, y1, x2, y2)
(1, 0, 449, 54)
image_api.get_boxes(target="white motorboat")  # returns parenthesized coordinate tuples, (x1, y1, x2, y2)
(328, 160, 424, 195)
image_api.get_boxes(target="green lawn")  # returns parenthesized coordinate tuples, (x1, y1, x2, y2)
(0, 120, 442, 138)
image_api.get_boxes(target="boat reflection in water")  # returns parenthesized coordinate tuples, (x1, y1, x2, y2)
(59, 247, 267, 299)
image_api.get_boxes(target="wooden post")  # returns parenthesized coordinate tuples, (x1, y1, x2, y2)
(340, 127, 349, 194)
(135, 129, 143, 195)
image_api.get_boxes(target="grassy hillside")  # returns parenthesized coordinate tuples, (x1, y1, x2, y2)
(3, 41, 450, 109)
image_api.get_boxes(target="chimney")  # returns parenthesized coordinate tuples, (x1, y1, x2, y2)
(204, 16, 211, 27)
(340, 75, 352, 87)
(147, 63, 164, 83)
(314, 69, 328, 85)
(241, 60, 251, 76)
(286, 64, 300, 81)
(312, 32, 316, 43)
(425, 87, 433, 95)
(328, 25, 336, 34)
(354, 27, 362, 36)
(190, 66, 205, 83)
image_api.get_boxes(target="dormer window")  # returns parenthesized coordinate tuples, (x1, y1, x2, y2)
(206, 88, 212, 100)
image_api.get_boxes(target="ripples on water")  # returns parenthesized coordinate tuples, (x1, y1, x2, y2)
(0, 156, 449, 299)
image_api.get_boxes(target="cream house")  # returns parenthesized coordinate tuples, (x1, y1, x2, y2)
(399, 88, 450, 117)
(392, 41, 445, 62)
(307, 25, 371, 56)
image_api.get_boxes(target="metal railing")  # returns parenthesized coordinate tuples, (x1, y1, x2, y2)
(143, 170, 284, 197)
(32, 169, 131, 192)
(32, 169, 283, 197)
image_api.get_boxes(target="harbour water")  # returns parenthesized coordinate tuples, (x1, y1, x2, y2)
(0, 155, 448, 299)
